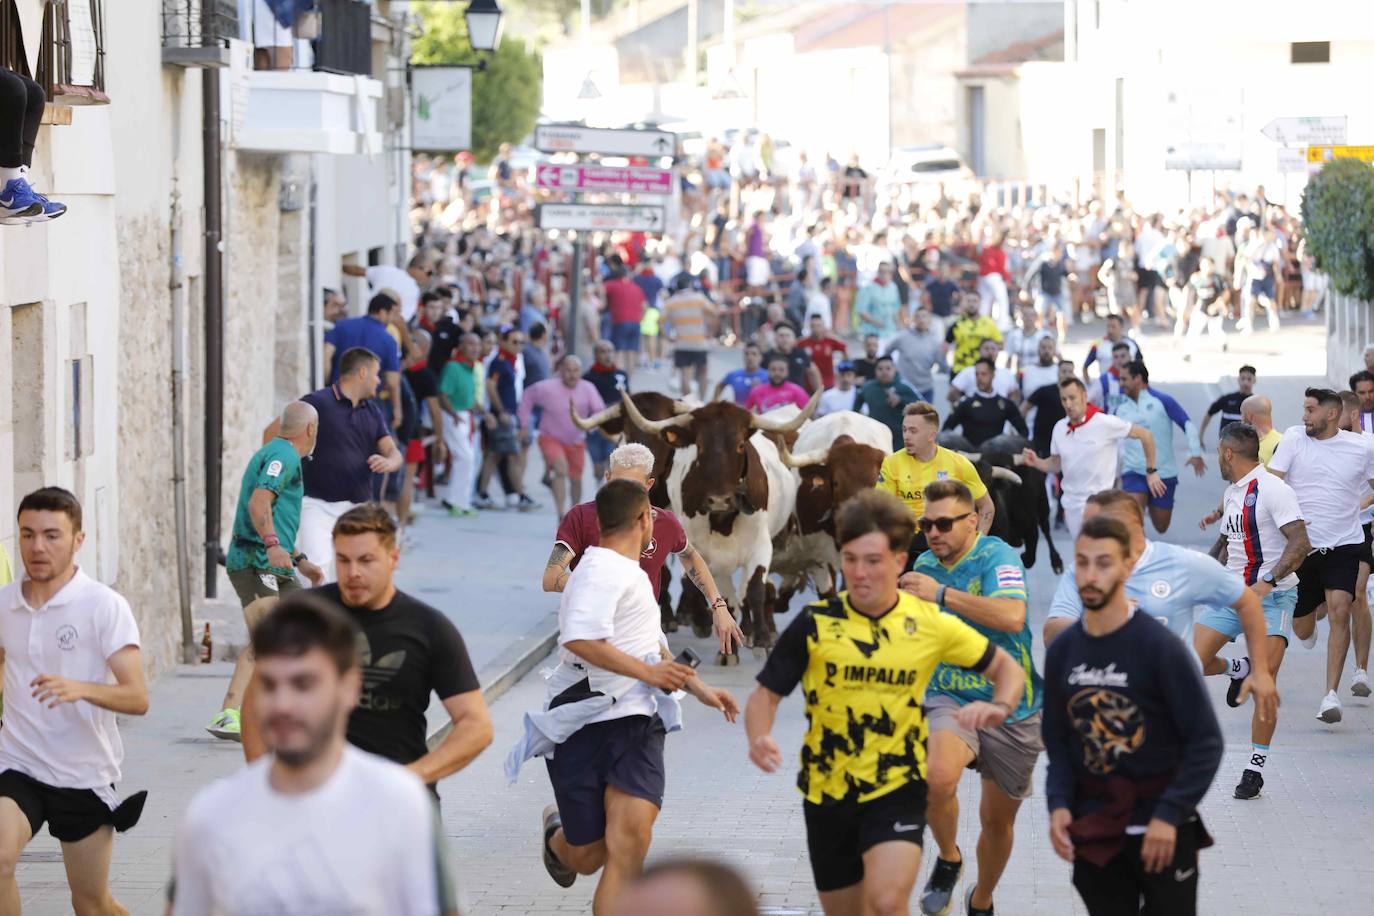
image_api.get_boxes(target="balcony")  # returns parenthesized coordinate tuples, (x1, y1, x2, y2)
(233, 64, 383, 155)
(161, 0, 238, 68)
(0, 0, 109, 108)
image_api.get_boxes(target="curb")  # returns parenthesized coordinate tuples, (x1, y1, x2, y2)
(426, 613, 560, 748)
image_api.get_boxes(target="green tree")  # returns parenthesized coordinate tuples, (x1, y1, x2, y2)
(1301, 157, 1374, 301)
(411, 2, 543, 163)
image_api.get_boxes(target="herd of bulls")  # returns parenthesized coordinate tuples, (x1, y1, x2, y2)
(571, 391, 1064, 664)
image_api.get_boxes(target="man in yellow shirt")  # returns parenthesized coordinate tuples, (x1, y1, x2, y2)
(743, 490, 1023, 916)
(1242, 394, 1283, 467)
(877, 402, 995, 565)
(945, 294, 1002, 374)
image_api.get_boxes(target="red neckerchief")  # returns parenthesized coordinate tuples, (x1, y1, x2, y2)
(497, 347, 519, 366)
(451, 354, 475, 367)
(590, 361, 619, 374)
(1067, 403, 1103, 434)
(418, 316, 437, 332)
(408, 360, 427, 372)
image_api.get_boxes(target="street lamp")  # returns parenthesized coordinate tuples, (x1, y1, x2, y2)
(465, 0, 505, 53)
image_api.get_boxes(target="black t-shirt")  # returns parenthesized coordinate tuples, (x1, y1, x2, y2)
(313, 585, 480, 771)
(1207, 391, 1247, 431)
(404, 364, 440, 405)
(925, 279, 959, 317)
(765, 348, 813, 389)
(426, 317, 461, 372)
(943, 393, 1028, 447)
(584, 364, 629, 405)
(851, 356, 878, 383)
(1027, 383, 1066, 456)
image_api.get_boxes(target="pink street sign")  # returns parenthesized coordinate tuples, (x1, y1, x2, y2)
(535, 163, 673, 195)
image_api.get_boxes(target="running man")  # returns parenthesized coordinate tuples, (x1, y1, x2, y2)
(1081, 314, 1141, 383)
(1113, 361, 1205, 534)
(1198, 365, 1257, 446)
(528, 481, 739, 915)
(209, 401, 325, 741)
(1196, 423, 1310, 799)
(1044, 516, 1223, 916)
(1267, 387, 1374, 723)
(518, 354, 607, 520)
(942, 359, 1028, 448)
(1020, 377, 1164, 542)
(745, 490, 1026, 916)
(171, 595, 459, 915)
(1241, 394, 1283, 468)
(543, 443, 743, 654)
(1088, 341, 1133, 412)
(877, 402, 994, 567)
(0, 488, 149, 916)
(899, 481, 1042, 916)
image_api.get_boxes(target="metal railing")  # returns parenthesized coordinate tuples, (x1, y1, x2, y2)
(312, 0, 371, 76)
(236, 0, 373, 77)
(162, 0, 238, 56)
(0, 0, 108, 104)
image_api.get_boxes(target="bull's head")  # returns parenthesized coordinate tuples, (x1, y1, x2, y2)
(780, 435, 887, 540)
(621, 391, 818, 519)
(571, 393, 693, 507)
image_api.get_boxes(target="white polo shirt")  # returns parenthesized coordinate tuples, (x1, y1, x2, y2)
(1269, 426, 1374, 549)
(1050, 409, 1133, 501)
(0, 569, 140, 794)
(558, 546, 664, 724)
(1221, 464, 1303, 589)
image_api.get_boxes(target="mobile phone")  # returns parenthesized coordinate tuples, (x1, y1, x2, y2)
(662, 647, 702, 693)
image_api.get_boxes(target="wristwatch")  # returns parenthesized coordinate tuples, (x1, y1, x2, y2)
(1261, 572, 1276, 586)
(292, 552, 307, 567)
(1145, 467, 1158, 474)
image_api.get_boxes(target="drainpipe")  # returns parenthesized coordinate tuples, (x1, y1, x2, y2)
(203, 63, 225, 598)
(171, 78, 196, 664)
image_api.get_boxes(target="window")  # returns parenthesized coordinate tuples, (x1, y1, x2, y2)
(1291, 42, 1330, 64)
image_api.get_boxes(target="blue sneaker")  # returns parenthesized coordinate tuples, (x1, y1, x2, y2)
(29, 189, 65, 221)
(0, 177, 42, 223)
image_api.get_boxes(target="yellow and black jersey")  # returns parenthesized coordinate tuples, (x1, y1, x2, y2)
(757, 591, 994, 806)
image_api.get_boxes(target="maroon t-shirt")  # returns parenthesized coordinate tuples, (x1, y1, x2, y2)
(556, 501, 688, 598)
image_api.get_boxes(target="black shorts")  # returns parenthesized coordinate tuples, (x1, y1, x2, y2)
(546, 715, 666, 847)
(673, 349, 708, 369)
(1071, 818, 1206, 915)
(1295, 544, 1363, 618)
(0, 769, 115, 843)
(1137, 268, 1163, 292)
(802, 781, 928, 892)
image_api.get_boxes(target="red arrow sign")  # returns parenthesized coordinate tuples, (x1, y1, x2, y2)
(535, 163, 673, 195)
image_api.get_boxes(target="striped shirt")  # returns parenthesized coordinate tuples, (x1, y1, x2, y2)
(663, 291, 710, 350)
(1220, 464, 1302, 588)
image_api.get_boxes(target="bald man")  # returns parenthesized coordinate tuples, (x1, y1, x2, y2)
(1242, 394, 1282, 468)
(209, 400, 325, 741)
(611, 861, 759, 916)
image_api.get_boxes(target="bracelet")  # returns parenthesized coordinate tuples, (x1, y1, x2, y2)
(711, 596, 729, 608)
(935, 585, 947, 607)
(264, 534, 280, 548)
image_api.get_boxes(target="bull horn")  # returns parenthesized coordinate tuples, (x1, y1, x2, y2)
(751, 389, 821, 433)
(671, 399, 695, 414)
(778, 441, 829, 469)
(620, 389, 694, 434)
(991, 466, 1022, 484)
(570, 400, 623, 431)
(958, 451, 982, 463)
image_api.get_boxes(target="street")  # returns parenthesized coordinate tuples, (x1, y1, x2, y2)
(15, 317, 1368, 914)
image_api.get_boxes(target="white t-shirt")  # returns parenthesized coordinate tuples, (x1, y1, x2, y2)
(0, 569, 140, 794)
(1051, 411, 1134, 500)
(817, 386, 859, 417)
(1020, 362, 1060, 398)
(172, 747, 452, 916)
(1221, 464, 1303, 589)
(1269, 427, 1374, 549)
(559, 546, 665, 723)
(1004, 327, 1052, 368)
(951, 365, 1019, 399)
(366, 264, 422, 322)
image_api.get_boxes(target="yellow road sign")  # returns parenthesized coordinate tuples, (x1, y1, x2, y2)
(1307, 145, 1374, 163)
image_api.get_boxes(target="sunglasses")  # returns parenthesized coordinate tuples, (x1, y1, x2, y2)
(917, 512, 972, 534)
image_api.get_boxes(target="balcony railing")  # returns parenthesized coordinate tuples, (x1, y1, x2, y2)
(312, 0, 371, 77)
(162, 0, 238, 68)
(237, 0, 373, 77)
(0, 0, 108, 104)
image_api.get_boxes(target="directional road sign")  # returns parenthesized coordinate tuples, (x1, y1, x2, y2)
(535, 163, 673, 195)
(536, 203, 665, 233)
(1276, 147, 1312, 173)
(534, 124, 675, 159)
(1260, 116, 1347, 147)
(1307, 145, 1374, 164)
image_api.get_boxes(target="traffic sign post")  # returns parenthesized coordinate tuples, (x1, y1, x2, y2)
(537, 203, 666, 233)
(1276, 147, 1312, 173)
(534, 124, 676, 159)
(1307, 145, 1374, 165)
(1261, 116, 1348, 147)
(535, 163, 673, 195)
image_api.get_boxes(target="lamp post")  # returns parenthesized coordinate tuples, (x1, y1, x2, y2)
(464, 0, 505, 53)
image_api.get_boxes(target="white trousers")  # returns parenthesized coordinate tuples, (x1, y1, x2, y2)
(978, 273, 1010, 329)
(1062, 494, 1087, 545)
(443, 411, 476, 510)
(298, 496, 357, 584)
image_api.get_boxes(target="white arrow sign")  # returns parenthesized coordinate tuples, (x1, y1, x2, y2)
(536, 203, 665, 233)
(1276, 147, 1312, 173)
(534, 124, 676, 159)
(1260, 116, 1347, 147)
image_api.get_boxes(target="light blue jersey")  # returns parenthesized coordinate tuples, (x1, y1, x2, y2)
(1112, 387, 1201, 480)
(1047, 540, 1245, 642)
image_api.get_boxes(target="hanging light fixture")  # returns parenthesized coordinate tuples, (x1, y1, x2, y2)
(464, 0, 505, 53)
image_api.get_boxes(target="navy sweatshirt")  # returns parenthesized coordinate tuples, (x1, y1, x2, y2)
(1042, 611, 1223, 828)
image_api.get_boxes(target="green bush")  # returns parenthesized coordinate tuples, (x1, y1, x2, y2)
(1301, 157, 1374, 301)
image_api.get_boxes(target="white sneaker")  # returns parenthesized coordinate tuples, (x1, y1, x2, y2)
(1317, 691, 1342, 723)
(1352, 669, 1372, 698)
(1300, 628, 1318, 650)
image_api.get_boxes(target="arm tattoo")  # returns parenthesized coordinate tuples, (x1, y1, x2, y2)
(1270, 520, 1311, 581)
(545, 544, 573, 570)
(1209, 535, 1228, 565)
(683, 548, 711, 596)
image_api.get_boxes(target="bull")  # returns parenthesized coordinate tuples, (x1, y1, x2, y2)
(620, 391, 815, 662)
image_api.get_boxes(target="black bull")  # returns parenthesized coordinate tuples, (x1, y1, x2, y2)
(938, 432, 1064, 575)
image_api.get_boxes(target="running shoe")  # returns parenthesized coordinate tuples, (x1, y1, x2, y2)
(1226, 657, 1249, 708)
(28, 188, 65, 220)
(517, 495, 541, 512)
(541, 804, 576, 888)
(1300, 628, 1318, 650)
(1317, 690, 1342, 723)
(1351, 668, 1371, 697)
(473, 494, 498, 510)
(1234, 769, 1264, 800)
(920, 852, 963, 916)
(206, 708, 241, 742)
(964, 885, 994, 916)
(447, 505, 478, 518)
(0, 177, 42, 224)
